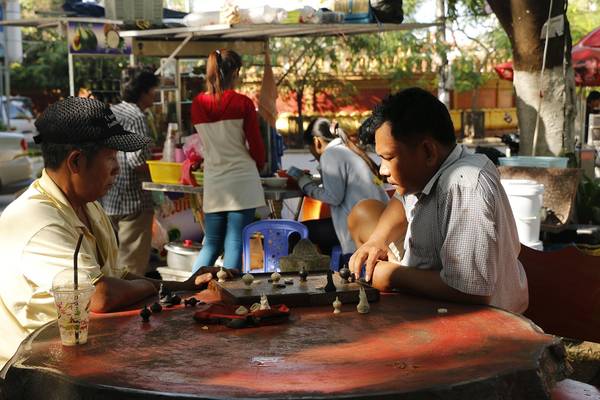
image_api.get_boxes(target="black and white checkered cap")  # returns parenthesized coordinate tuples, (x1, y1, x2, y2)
(34, 97, 151, 152)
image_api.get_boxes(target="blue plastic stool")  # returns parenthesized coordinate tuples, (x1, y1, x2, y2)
(242, 220, 309, 272)
(330, 245, 342, 271)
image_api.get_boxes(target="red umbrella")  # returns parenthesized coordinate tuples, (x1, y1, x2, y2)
(494, 61, 514, 81)
(572, 27, 600, 86)
(494, 26, 600, 86)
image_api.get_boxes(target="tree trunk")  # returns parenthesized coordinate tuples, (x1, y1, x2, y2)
(488, 0, 575, 156)
(296, 88, 304, 148)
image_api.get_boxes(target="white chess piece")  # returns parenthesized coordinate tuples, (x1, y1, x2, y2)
(333, 296, 342, 314)
(242, 273, 254, 288)
(235, 305, 249, 315)
(216, 267, 228, 283)
(259, 293, 271, 310)
(356, 286, 370, 314)
(270, 271, 281, 284)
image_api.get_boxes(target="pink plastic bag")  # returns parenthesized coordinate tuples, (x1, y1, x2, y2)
(180, 147, 202, 186)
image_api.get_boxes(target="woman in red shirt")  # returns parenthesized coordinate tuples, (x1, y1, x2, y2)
(191, 49, 265, 272)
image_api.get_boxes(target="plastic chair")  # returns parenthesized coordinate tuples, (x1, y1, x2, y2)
(300, 197, 331, 221)
(242, 220, 309, 272)
(330, 245, 342, 271)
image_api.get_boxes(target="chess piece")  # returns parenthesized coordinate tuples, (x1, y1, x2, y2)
(150, 302, 162, 313)
(259, 293, 271, 310)
(170, 295, 182, 306)
(140, 305, 152, 322)
(242, 273, 254, 287)
(298, 267, 308, 282)
(339, 266, 351, 284)
(235, 305, 249, 315)
(250, 302, 261, 312)
(324, 269, 337, 292)
(158, 283, 170, 304)
(356, 286, 370, 314)
(184, 297, 198, 307)
(270, 271, 281, 284)
(217, 267, 227, 283)
(332, 296, 342, 314)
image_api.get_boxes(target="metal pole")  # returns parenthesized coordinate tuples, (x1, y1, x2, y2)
(436, 0, 450, 108)
(68, 52, 75, 97)
(3, 0, 10, 129)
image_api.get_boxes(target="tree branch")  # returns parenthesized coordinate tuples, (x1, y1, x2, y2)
(276, 37, 318, 87)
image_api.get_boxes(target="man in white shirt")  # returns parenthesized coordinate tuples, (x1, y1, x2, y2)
(0, 98, 218, 370)
(349, 88, 528, 313)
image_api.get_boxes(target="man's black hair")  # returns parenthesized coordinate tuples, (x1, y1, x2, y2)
(121, 68, 160, 104)
(42, 142, 105, 170)
(372, 87, 456, 147)
(587, 90, 600, 104)
(358, 112, 380, 146)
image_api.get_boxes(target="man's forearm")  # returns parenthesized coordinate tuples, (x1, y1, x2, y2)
(91, 276, 157, 313)
(372, 262, 491, 306)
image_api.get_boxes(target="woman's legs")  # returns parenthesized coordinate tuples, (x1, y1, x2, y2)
(222, 208, 256, 270)
(192, 212, 227, 273)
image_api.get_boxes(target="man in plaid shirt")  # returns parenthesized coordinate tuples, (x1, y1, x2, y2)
(102, 68, 159, 276)
(349, 88, 528, 313)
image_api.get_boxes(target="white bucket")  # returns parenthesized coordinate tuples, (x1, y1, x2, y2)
(501, 179, 545, 245)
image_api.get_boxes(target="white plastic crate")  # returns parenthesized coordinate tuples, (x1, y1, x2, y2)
(105, 0, 163, 23)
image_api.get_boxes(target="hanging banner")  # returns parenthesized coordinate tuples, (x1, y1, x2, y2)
(67, 22, 132, 55)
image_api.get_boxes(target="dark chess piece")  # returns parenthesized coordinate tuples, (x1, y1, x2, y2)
(324, 269, 337, 292)
(339, 266, 351, 284)
(140, 305, 152, 322)
(150, 302, 162, 313)
(184, 297, 198, 307)
(298, 267, 308, 282)
(170, 295, 182, 306)
(348, 273, 356, 283)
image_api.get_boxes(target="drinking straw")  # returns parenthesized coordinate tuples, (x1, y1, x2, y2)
(73, 233, 84, 344)
(74, 233, 84, 291)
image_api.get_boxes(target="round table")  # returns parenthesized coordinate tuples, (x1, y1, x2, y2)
(2, 292, 568, 400)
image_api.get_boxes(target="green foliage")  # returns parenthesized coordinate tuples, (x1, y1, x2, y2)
(447, 0, 489, 18)
(568, 0, 600, 43)
(577, 176, 600, 225)
(11, 39, 69, 91)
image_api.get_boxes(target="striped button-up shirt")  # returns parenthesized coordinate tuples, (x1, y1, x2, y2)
(101, 102, 153, 215)
(397, 145, 528, 313)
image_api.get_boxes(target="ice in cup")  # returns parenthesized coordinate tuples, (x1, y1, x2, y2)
(51, 269, 95, 346)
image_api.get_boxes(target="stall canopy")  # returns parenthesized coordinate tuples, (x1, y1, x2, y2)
(0, 18, 437, 94)
(494, 25, 600, 87)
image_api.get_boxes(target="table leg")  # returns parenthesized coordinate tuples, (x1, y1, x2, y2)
(267, 199, 284, 219)
(190, 193, 205, 232)
(293, 196, 305, 221)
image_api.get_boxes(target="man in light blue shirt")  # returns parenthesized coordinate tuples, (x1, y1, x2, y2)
(349, 88, 528, 313)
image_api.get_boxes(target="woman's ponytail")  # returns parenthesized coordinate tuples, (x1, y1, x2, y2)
(333, 123, 382, 180)
(206, 49, 242, 101)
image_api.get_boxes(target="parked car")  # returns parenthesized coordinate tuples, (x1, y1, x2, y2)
(0, 96, 37, 141)
(0, 131, 32, 188)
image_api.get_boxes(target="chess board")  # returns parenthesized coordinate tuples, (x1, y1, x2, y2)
(208, 272, 379, 307)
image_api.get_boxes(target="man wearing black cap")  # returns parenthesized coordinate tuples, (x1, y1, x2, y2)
(0, 97, 221, 369)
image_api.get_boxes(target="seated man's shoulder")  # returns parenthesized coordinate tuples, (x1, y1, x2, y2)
(1, 187, 66, 228)
(438, 153, 498, 191)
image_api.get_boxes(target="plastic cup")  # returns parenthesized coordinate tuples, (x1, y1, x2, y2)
(52, 269, 95, 346)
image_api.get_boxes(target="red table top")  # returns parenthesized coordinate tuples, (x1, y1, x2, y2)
(4, 291, 568, 399)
